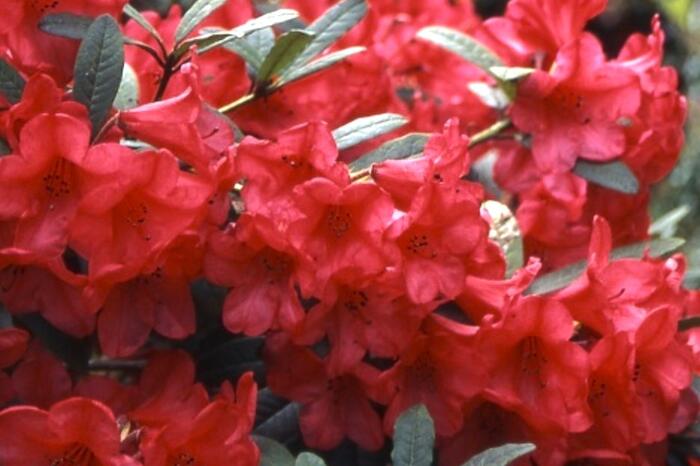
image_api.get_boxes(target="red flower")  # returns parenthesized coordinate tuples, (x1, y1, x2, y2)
(0, 0, 127, 85)
(295, 268, 430, 374)
(236, 121, 349, 226)
(556, 216, 685, 335)
(378, 316, 486, 437)
(288, 177, 393, 291)
(265, 333, 385, 451)
(0, 327, 28, 369)
(569, 333, 645, 455)
(0, 259, 93, 337)
(632, 307, 693, 443)
(510, 34, 641, 173)
(83, 232, 203, 357)
(204, 215, 304, 336)
(0, 397, 136, 466)
(0, 113, 91, 258)
(129, 351, 209, 428)
(486, 0, 607, 67)
(477, 296, 592, 434)
(386, 181, 491, 304)
(118, 67, 237, 175)
(0, 327, 28, 405)
(371, 119, 471, 211)
(11, 341, 71, 409)
(140, 373, 259, 466)
(70, 145, 211, 279)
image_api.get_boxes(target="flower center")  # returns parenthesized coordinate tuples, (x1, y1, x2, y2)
(42, 159, 74, 210)
(325, 207, 352, 238)
(259, 249, 292, 281)
(50, 444, 95, 466)
(171, 452, 197, 466)
(520, 336, 548, 388)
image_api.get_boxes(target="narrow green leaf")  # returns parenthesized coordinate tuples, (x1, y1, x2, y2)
(257, 30, 315, 87)
(489, 66, 534, 81)
(222, 27, 275, 73)
(610, 237, 685, 260)
(462, 443, 536, 466)
(73, 15, 125, 139)
(679, 316, 700, 332)
(350, 133, 430, 172)
(277, 46, 366, 87)
(255, 436, 295, 466)
(649, 205, 691, 237)
(192, 9, 301, 56)
(0, 138, 10, 155)
(573, 160, 640, 194)
(123, 4, 164, 47)
(39, 13, 93, 39)
(525, 237, 685, 295)
(391, 404, 435, 466)
(283, 0, 367, 76)
(114, 63, 140, 110)
(332, 113, 408, 151)
(0, 59, 26, 104)
(175, 0, 228, 43)
(417, 26, 504, 73)
(483, 200, 523, 278)
(295, 452, 327, 466)
(467, 82, 509, 109)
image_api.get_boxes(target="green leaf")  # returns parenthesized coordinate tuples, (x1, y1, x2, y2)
(462, 443, 536, 466)
(175, 0, 228, 43)
(679, 316, 700, 332)
(277, 46, 366, 87)
(573, 160, 639, 194)
(255, 436, 295, 466)
(525, 237, 685, 295)
(114, 63, 140, 110)
(350, 133, 430, 172)
(73, 15, 125, 139)
(649, 205, 691, 238)
(296, 453, 327, 466)
(332, 113, 408, 151)
(0, 138, 11, 156)
(254, 401, 301, 444)
(417, 26, 504, 73)
(39, 13, 93, 40)
(489, 66, 534, 81)
(467, 82, 509, 109)
(192, 9, 301, 55)
(257, 30, 315, 87)
(283, 0, 367, 76)
(223, 27, 276, 73)
(391, 404, 435, 466)
(123, 4, 164, 47)
(483, 200, 523, 278)
(0, 59, 26, 104)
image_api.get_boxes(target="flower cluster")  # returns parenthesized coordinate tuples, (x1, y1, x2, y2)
(0, 0, 696, 465)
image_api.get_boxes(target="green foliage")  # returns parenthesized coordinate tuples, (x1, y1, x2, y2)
(332, 114, 409, 151)
(114, 64, 140, 110)
(256, 30, 315, 88)
(255, 436, 296, 466)
(461, 443, 536, 466)
(416, 26, 504, 74)
(526, 237, 686, 295)
(349, 133, 430, 172)
(0, 59, 26, 104)
(73, 15, 125, 139)
(175, 0, 228, 43)
(295, 452, 327, 466)
(39, 12, 93, 39)
(391, 404, 435, 466)
(573, 160, 640, 194)
(283, 0, 367, 75)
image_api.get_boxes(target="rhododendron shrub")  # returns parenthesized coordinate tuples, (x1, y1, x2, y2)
(0, 0, 697, 464)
